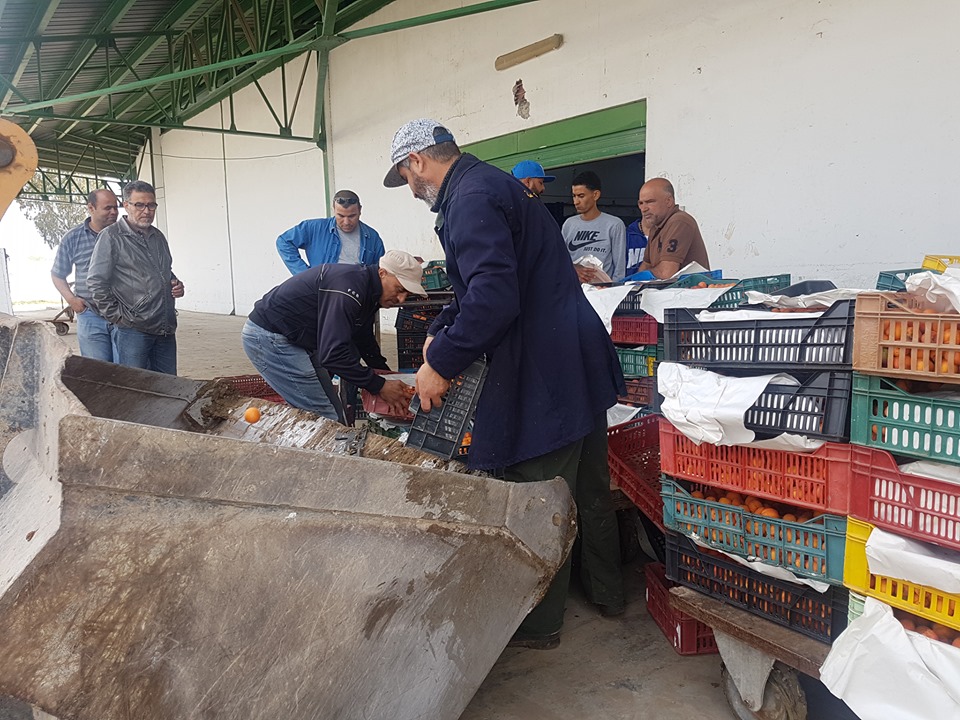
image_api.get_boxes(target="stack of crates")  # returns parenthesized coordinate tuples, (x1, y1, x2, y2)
(655, 279, 857, 644)
(843, 290, 960, 645)
(611, 289, 661, 412)
(394, 294, 453, 372)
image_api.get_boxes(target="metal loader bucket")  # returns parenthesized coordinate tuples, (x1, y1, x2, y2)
(0, 316, 576, 720)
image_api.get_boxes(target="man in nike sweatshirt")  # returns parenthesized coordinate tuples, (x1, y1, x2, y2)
(561, 171, 626, 282)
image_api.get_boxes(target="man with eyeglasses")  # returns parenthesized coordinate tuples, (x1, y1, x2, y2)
(88, 180, 184, 375)
(51, 188, 121, 362)
(276, 189, 385, 274)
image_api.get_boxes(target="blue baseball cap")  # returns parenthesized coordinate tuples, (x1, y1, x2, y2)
(511, 160, 555, 182)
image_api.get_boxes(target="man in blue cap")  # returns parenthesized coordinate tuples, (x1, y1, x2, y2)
(511, 159, 555, 197)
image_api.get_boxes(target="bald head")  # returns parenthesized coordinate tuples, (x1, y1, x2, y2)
(638, 177, 678, 227)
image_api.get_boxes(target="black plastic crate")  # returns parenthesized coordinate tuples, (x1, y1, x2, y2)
(397, 347, 425, 373)
(406, 358, 487, 460)
(395, 307, 439, 332)
(663, 299, 855, 371)
(665, 531, 849, 643)
(777, 280, 837, 297)
(615, 289, 645, 315)
(397, 332, 427, 352)
(745, 370, 852, 442)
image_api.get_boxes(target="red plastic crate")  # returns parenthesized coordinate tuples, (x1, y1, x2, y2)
(611, 314, 659, 345)
(608, 415, 662, 529)
(849, 444, 960, 552)
(618, 377, 656, 407)
(644, 562, 718, 656)
(658, 418, 853, 514)
(217, 374, 285, 404)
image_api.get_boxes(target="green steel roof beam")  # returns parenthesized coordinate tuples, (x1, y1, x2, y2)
(95, 0, 320, 135)
(52, 0, 204, 139)
(334, 0, 394, 31)
(34, 0, 141, 114)
(0, 0, 61, 111)
(339, 0, 537, 40)
(12, 109, 314, 142)
(321, 0, 338, 35)
(5, 34, 338, 115)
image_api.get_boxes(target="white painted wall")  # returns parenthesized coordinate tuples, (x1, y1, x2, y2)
(141, 59, 326, 314)
(150, 0, 960, 314)
(328, 0, 960, 287)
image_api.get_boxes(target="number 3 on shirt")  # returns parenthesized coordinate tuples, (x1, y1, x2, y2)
(666, 239, 678, 254)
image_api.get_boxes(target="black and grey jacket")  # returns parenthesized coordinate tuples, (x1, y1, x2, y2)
(87, 217, 178, 336)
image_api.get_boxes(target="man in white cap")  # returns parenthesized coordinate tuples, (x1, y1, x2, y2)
(241, 250, 425, 420)
(383, 119, 626, 649)
(510, 159, 555, 197)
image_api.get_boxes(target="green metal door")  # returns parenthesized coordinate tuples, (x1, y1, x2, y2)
(463, 100, 646, 171)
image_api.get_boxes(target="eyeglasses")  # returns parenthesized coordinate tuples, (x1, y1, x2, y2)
(335, 197, 359, 207)
(127, 201, 158, 211)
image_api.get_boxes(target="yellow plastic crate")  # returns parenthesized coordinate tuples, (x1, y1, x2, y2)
(922, 255, 960, 273)
(844, 517, 960, 632)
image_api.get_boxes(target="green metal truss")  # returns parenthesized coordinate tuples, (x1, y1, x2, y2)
(0, 0, 537, 199)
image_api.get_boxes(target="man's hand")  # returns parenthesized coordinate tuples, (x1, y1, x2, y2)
(574, 264, 603, 284)
(415, 362, 451, 412)
(171, 278, 185, 298)
(378, 379, 415, 416)
(67, 296, 87, 314)
(422, 334, 434, 358)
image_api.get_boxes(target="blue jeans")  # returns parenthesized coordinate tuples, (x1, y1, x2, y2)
(241, 319, 339, 421)
(75, 307, 116, 362)
(112, 326, 178, 375)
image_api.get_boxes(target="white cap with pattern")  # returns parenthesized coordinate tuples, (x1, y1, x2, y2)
(383, 118, 456, 188)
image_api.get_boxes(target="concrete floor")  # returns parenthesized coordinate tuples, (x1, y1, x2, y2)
(12, 306, 856, 720)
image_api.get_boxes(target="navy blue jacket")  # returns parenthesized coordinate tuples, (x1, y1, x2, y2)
(248, 264, 390, 392)
(426, 154, 625, 469)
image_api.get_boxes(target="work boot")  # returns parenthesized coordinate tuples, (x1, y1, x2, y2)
(506, 630, 561, 650)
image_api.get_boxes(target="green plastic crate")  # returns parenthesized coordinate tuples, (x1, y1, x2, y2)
(850, 373, 960, 466)
(671, 273, 793, 309)
(875, 268, 930, 291)
(848, 591, 866, 623)
(712, 273, 793, 309)
(421, 263, 451, 291)
(661, 476, 847, 585)
(617, 346, 658, 378)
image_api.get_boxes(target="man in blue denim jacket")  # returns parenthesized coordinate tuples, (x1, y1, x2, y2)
(276, 189, 385, 274)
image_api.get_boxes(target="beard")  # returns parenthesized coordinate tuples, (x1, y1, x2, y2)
(410, 172, 440, 208)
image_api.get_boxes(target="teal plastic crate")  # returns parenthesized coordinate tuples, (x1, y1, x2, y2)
(616, 345, 658, 378)
(421, 262, 451, 291)
(850, 373, 960, 466)
(848, 591, 866, 623)
(671, 272, 736, 289)
(671, 273, 793, 310)
(875, 268, 930, 292)
(712, 273, 793, 309)
(661, 476, 847, 585)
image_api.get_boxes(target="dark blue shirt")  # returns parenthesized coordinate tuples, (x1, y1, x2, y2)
(426, 154, 625, 470)
(625, 219, 648, 276)
(248, 264, 389, 392)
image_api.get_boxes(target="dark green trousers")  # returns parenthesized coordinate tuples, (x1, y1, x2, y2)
(505, 413, 624, 635)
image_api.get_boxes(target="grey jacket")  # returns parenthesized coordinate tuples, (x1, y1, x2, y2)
(87, 217, 178, 336)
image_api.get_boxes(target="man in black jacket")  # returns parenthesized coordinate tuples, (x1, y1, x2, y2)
(241, 250, 424, 420)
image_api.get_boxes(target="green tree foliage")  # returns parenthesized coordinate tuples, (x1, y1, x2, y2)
(17, 194, 87, 249)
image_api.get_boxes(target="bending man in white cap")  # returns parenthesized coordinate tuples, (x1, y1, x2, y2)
(241, 250, 426, 420)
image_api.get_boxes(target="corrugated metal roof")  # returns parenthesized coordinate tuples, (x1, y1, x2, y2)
(0, 0, 396, 191)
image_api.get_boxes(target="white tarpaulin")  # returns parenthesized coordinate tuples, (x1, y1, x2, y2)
(657, 363, 823, 451)
(866, 526, 960, 595)
(905, 267, 960, 313)
(745, 288, 867, 308)
(899, 459, 960, 486)
(607, 403, 643, 428)
(582, 284, 633, 333)
(821, 597, 960, 720)
(638, 287, 729, 323)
